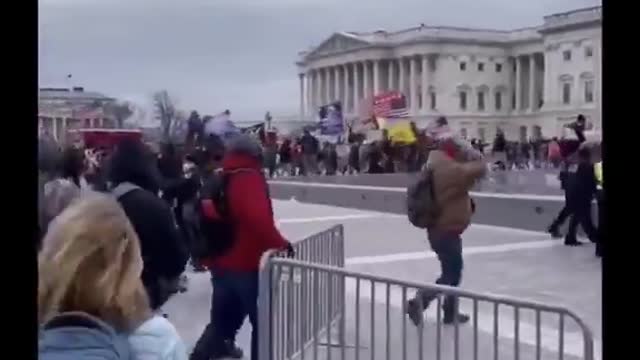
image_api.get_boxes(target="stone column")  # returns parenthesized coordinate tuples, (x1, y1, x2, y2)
(53, 117, 59, 142)
(398, 58, 406, 97)
(324, 68, 330, 105)
(409, 56, 418, 113)
(595, 40, 602, 129)
(299, 73, 305, 120)
(353, 62, 361, 113)
(318, 69, 324, 105)
(343, 64, 350, 112)
(306, 71, 314, 116)
(373, 60, 380, 95)
(333, 66, 340, 103)
(363, 61, 370, 99)
(315, 70, 322, 111)
(515, 56, 522, 111)
(421, 55, 429, 112)
(529, 55, 536, 111)
(387, 60, 394, 91)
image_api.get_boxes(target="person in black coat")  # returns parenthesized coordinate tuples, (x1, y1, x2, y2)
(548, 114, 589, 239)
(108, 139, 188, 310)
(563, 147, 599, 246)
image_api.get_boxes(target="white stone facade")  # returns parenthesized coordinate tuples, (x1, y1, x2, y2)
(296, 6, 601, 141)
(38, 87, 117, 144)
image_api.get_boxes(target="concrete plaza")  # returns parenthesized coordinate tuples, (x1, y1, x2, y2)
(163, 199, 601, 359)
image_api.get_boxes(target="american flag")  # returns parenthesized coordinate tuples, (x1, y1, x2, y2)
(373, 91, 409, 118)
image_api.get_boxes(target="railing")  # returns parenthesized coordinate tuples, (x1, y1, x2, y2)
(259, 258, 595, 360)
(259, 225, 346, 360)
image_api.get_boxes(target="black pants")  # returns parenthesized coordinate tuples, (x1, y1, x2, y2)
(596, 190, 603, 256)
(549, 194, 571, 231)
(565, 200, 598, 243)
(414, 231, 463, 318)
(191, 269, 259, 360)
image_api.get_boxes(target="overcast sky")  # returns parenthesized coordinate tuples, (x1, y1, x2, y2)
(39, 0, 601, 121)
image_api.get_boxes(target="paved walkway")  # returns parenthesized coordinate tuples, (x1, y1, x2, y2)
(163, 199, 601, 359)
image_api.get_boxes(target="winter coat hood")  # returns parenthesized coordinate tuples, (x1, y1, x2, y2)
(128, 315, 188, 360)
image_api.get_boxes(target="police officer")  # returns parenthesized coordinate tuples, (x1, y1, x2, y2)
(548, 114, 589, 238)
(563, 147, 599, 246)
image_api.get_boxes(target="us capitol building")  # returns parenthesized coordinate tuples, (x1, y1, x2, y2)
(295, 6, 601, 142)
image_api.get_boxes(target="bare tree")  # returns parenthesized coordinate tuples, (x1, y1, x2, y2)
(104, 101, 134, 128)
(152, 90, 177, 143)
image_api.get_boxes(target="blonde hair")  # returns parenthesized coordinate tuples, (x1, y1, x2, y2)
(38, 193, 151, 331)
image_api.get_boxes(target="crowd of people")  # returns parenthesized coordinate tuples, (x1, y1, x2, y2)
(255, 124, 586, 180)
(38, 130, 293, 360)
(37, 112, 602, 359)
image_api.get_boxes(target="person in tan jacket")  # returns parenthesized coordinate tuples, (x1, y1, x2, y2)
(407, 135, 487, 326)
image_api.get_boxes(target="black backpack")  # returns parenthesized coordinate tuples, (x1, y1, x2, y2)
(187, 168, 257, 260)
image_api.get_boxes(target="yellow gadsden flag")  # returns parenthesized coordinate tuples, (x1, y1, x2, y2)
(376, 117, 416, 144)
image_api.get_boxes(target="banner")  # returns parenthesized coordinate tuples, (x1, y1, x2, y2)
(376, 117, 416, 144)
(318, 102, 344, 135)
(204, 111, 239, 138)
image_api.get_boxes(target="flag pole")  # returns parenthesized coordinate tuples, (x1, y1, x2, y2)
(65, 73, 73, 90)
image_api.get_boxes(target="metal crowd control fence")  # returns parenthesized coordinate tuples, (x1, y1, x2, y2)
(260, 225, 346, 360)
(258, 258, 595, 360)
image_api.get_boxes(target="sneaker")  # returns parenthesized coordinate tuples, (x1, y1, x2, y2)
(405, 298, 424, 327)
(443, 313, 470, 325)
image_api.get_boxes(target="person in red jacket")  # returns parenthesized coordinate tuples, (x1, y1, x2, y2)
(191, 134, 292, 360)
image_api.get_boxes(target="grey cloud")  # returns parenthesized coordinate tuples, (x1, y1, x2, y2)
(39, 0, 601, 121)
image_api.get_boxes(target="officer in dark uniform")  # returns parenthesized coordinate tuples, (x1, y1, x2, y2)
(563, 147, 599, 246)
(548, 114, 588, 238)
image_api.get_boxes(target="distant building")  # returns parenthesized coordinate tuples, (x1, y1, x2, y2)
(296, 6, 601, 141)
(38, 87, 117, 144)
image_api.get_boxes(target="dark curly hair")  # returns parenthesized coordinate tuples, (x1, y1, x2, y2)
(60, 147, 85, 187)
(107, 139, 160, 193)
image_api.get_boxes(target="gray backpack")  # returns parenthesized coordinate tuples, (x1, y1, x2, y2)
(406, 168, 440, 229)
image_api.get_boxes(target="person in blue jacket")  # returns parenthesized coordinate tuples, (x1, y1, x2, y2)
(38, 194, 188, 360)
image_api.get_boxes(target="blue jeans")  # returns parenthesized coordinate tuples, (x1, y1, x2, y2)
(415, 231, 464, 318)
(191, 269, 259, 360)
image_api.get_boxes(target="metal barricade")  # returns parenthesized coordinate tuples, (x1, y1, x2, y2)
(258, 258, 595, 360)
(259, 225, 346, 360)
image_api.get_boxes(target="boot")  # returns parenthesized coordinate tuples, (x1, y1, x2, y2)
(443, 313, 470, 325)
(405, 297, 425, 327)
(442, 296, 469, 325)
(547, 225, 562, 239)
(564, 236, 584, 246)
(212, 340, 244, 359)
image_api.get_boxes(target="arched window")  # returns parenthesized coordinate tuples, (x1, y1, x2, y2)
(580, 72, 595, 103)
(428, 85, 437, 110)
(476, 85, 489, 111)
(457, 84, 471, 111)
(494, 85, 507, 111)
(558, 74, 574, 105)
